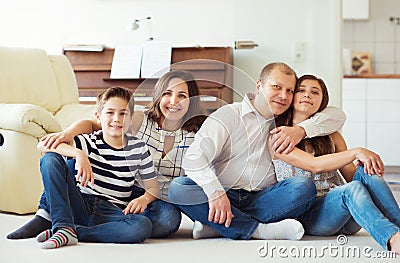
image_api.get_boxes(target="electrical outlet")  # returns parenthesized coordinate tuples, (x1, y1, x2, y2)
(293, 41, 305, 62)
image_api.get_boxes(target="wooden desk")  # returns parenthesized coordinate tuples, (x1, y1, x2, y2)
(63, 47, 233, 112)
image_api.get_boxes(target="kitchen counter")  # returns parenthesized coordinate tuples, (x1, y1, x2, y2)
(344, 74, 400, 78)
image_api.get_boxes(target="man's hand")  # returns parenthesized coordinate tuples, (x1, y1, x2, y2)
(123, 195, 151, 215)
(270, 126, 306, 154)
(208, 190, 234, 228)
(40, 131, 74, 149)
(75, 150, 94, 187)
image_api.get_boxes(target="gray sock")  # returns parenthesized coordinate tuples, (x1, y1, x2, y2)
(6, 215, 52, 240)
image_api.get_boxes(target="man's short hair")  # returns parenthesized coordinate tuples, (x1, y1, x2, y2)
(259, 62, 297, 83)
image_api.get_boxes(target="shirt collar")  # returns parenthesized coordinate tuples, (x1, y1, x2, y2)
(241, 93, 256, 117)
(241, 93, 275, 122)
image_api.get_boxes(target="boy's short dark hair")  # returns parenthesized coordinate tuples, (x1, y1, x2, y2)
(96, 86, 135, 115)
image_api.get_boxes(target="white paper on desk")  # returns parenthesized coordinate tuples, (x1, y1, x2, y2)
(110, 45, 142, 79)
(141, 41, 172, 78)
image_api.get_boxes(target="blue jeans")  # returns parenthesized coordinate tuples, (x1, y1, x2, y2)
(168, 176, 316, 240)
(39, 152, 181, 243)
(299, 166, 400, 250)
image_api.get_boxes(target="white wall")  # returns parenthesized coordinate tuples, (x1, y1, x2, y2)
(343, 0, 400, 74)
(1, 0, 342, 106)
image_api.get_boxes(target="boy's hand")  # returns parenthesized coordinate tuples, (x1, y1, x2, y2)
(41, 131, 74, 149)
(75, 150, 94, 187)
(123, 195, 151, 215)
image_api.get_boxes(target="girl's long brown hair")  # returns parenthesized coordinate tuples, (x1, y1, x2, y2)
(276, 74, 334, 156)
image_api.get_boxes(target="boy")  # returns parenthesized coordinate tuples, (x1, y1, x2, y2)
(35, 86, 163, 249)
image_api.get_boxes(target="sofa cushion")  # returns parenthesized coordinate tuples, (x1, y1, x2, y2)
(48, 55, 79, 106)
(0, 47, 61, 113)
(55, 103, 97, 130)
(0, 104, 61, 138)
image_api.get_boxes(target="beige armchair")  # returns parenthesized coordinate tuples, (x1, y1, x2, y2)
(0, 46, 97, 214)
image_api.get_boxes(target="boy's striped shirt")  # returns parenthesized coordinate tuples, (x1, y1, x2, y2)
(73, 130, 157, 206)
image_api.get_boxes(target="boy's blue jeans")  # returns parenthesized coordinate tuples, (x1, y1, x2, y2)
(299, 166, 400, 250)
(39, 152, 181, 243)
(168, 176, 316, 240)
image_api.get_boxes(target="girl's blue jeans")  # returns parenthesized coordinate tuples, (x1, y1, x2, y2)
(299, 166, 400, 250)
(168, 176, 316, 240)
(38, 152, 181, 243)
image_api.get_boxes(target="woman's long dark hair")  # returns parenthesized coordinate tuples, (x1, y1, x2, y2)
(147, 70, 207, 133)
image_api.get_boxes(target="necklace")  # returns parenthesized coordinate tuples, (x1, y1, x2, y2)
(156, 127, 178, 137)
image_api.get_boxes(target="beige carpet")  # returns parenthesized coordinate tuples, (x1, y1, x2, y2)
(2, 177, 399, 263)
(1, 212, 396, 263)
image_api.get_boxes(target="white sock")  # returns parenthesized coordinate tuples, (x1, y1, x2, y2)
(192, 221, 221, 239)
(252, 219, 304, 240)
(36, 208, 51, 222)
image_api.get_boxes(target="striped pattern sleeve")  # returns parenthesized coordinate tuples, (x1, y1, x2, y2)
(73, 134, 89, 155)
(125, 138, 157, 181)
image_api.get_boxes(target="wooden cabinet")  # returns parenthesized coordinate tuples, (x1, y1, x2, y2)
(342, 78, 400, 166)
(63, 47, 233, 113)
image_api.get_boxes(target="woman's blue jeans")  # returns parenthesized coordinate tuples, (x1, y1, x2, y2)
(168, 176, 316, 240)
(299, 166, 400, 250)
(39, 152, 181, 243)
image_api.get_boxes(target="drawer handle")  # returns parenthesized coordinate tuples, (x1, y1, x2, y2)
(0, 133, 3, 146)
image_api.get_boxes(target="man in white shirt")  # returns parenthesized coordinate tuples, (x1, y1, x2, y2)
(168, 62, 346, 240)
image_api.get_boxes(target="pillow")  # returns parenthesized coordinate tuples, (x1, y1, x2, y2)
(0, 104, 61, 137)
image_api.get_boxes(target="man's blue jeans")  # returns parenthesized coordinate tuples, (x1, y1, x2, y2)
(168, 176, 316, 240)
(299, 166, 400, 250)
(39, 152, 181, 243)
